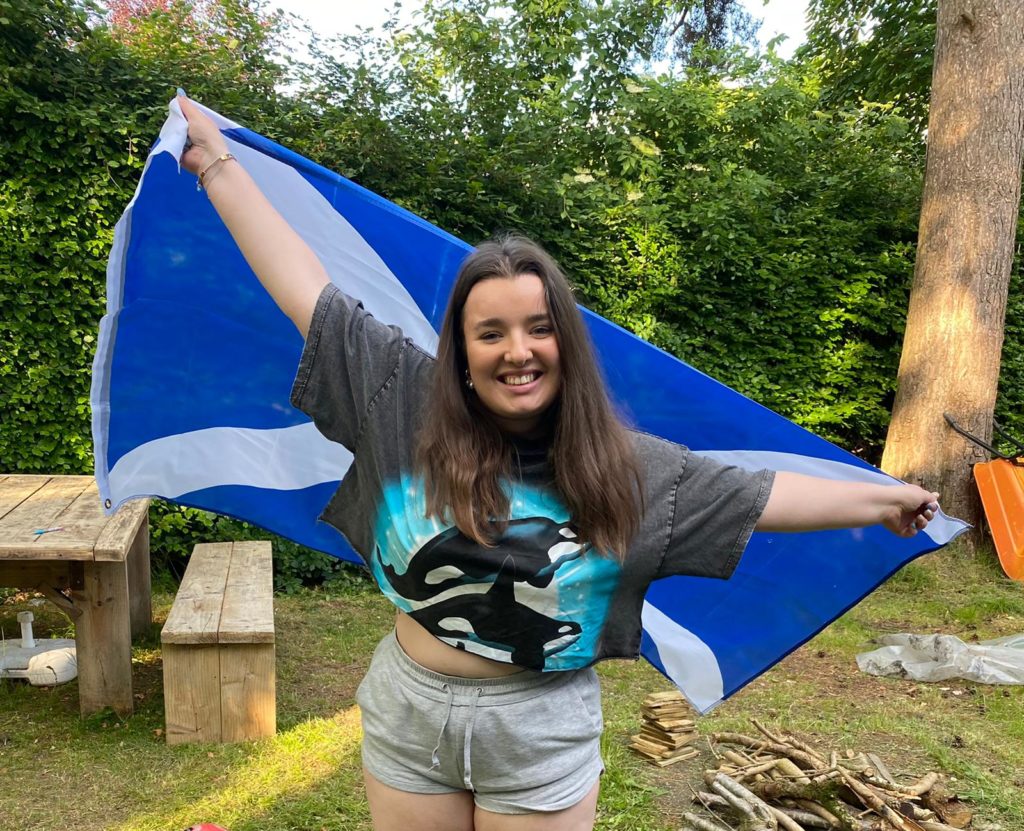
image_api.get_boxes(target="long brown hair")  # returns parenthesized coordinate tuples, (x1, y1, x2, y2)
(416, 234, 643, 558)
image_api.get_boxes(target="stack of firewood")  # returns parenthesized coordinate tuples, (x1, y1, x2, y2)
(628, 690, 699, 767)
(682, 719, 972, 831)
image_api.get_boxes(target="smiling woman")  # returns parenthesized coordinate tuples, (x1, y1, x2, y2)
(416, 235, 643, 563)
(175, 92, 942, 831)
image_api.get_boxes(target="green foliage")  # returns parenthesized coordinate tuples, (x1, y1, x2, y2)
(148, 502, 370, 593)
(803, 0, 937, 131)
(1, 0, 160, 474)
(0, 0, 332, 586)
(994, 223, 1024, 442)
(549, 66, 924, 454)
(304, 16, 924, 454)
(4, 0, 1021, 585)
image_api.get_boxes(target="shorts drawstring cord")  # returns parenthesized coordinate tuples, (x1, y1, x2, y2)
(429, 683, 454, 772)
(463, 687, 482, 789)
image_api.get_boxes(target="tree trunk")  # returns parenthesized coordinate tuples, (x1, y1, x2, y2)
(881, 0, 1024, 547)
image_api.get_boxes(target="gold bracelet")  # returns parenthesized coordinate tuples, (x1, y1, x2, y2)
(197, 152, 236, 191)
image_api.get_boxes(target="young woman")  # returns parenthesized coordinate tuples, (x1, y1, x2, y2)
(177, 94, 939, 831)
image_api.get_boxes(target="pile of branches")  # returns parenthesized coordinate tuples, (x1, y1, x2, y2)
(682, 720, 972, 831)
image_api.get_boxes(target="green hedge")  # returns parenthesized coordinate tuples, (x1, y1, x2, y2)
(4, 1, 1023, 585)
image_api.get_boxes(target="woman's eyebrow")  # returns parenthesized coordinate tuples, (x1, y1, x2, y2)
(473, 313, 551, 330)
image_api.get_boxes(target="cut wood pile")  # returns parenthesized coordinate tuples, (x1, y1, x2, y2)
(628, 690, 699, 767)
(681, 720, 973, 831)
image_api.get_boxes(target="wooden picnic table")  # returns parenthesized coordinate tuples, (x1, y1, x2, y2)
(0, 475, 151, 716)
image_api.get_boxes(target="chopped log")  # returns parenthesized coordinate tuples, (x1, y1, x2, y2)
(722, 749, 753, 768)
(711, 732, 825, 772)
(920, 786, 972, 829)
(775, 757, 812, 784)
(641, 706, 690, 716)
(647, 717, 695, 730)
(780, 734, 829, 768)
(867, 753, 898, 787)
(769, 805, 812, 831)
(645, 690, 685, 702)
(739, 777, 841, 804)
(682, 811, 738, 831)
(695, 787, 757, 822)
(776, 807, 833, 828)
(628, 736, 668, 756)
(839, 769, 928, 831)
(795, 798, 842, 829)
(709, 773, 778, 830)
(733, 758, 782, 780)
(697, 789, 828, 827)
(652, 747, 699, 767)
(904, 772, 939, 797)
(639, 725, 697, 748)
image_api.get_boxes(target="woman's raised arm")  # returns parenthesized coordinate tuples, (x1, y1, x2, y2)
(178, 93, 328, 336)
(756, 472, 940, 537)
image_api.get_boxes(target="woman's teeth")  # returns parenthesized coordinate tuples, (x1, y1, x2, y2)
(503, 373, 537, 386)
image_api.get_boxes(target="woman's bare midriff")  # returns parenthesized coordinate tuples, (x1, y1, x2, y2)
(394, 612, 526, 678)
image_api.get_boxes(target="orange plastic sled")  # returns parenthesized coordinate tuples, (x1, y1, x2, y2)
(974, 459, 1024, 582)
(945, 413, 1024, 582)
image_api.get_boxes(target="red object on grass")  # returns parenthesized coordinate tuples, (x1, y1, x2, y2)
(185, 825, 229, 831)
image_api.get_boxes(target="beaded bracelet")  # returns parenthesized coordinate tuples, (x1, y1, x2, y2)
(197, 152, 236, 191)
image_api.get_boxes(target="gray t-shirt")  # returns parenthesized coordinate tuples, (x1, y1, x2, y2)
(291, 283, 774, 671)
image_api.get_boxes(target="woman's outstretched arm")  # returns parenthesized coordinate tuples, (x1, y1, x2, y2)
(177, 93, 328, 336)
(756, 472, 939, 537)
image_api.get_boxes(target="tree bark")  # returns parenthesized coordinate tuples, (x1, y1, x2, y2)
(881, 0, 1024, 545)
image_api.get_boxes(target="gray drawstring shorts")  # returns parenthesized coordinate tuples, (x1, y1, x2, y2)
(356, 630, 605, 815)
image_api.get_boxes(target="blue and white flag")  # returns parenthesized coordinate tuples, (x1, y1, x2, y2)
(92, 99, 967, 712)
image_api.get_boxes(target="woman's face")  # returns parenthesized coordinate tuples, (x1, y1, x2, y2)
(461, 274, 562, 435)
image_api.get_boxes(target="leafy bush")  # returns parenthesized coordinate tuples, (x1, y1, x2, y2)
(4, 0, 1023, 589)
(148, 502, 370, 593)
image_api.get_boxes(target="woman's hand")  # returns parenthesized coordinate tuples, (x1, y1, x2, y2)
(171, 92, 328, 335)
(882, 485, 940, 538)
(177, 93, 229, 177)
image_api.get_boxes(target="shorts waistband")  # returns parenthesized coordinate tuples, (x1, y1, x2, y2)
(381, 630, 566, 704)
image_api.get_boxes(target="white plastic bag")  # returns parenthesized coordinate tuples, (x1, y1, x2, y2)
(856, 633, 1024, 684)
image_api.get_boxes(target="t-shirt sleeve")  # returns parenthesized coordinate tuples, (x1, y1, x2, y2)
(655, 450, 775, 581)
(289, 282, 413, 451)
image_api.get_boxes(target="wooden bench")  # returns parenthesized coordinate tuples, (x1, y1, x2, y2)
(161, 541, 275, 745)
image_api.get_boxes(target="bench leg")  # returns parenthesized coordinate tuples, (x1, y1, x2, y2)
(73, 559, 134, 717)
(127, 523, 152, 639)
(164, 643, 222, 745)
(221, 643, 276, 742)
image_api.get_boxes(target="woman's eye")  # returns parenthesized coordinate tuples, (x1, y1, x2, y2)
(532, 326, 553, 336)
(481, 332, 502, 342)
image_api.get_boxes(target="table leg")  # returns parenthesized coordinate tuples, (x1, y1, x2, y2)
(127, 523, 152, 639)
(73, 559, 134, 716)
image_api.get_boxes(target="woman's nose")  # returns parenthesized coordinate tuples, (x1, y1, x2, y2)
(505, 334, 533, 365)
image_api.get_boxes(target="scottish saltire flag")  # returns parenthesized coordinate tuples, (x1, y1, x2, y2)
(91, 99, 967, 712)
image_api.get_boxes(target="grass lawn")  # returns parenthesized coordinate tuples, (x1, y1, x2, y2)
(1, 542, 1022, 831)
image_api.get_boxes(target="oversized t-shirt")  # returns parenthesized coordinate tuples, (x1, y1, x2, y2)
(291, 283, 775, 671)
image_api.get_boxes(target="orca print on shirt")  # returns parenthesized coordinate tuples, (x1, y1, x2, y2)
(369, 475, 623, 671)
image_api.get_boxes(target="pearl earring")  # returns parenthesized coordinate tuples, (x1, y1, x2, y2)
(465, 370, 474, 390)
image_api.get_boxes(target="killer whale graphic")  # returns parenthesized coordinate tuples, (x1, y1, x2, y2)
(380, 516, 590, 670)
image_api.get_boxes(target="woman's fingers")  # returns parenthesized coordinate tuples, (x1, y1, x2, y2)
(176, 93, 228, 175)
